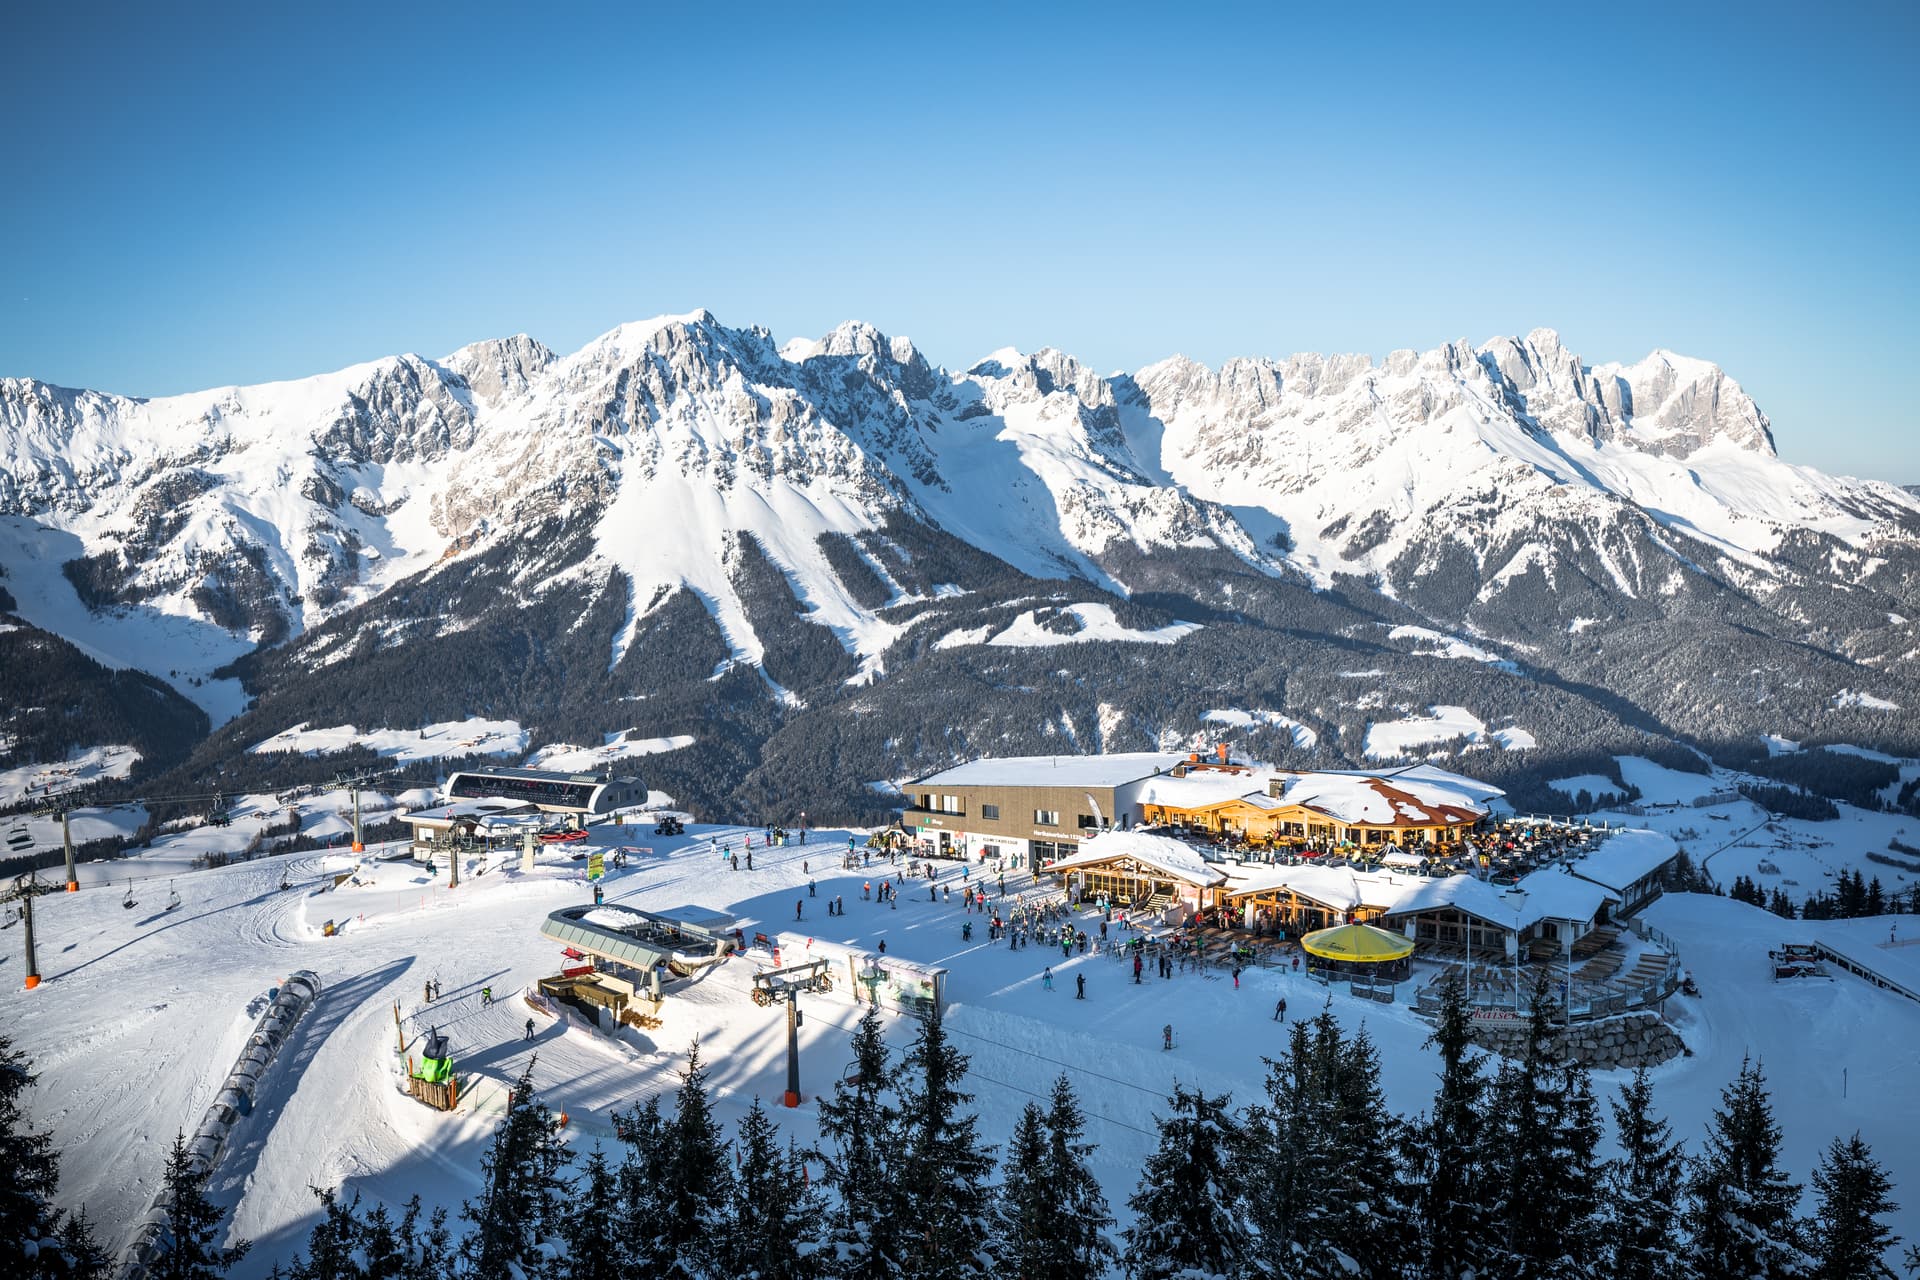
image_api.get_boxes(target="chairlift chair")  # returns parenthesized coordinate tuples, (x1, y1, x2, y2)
(165, 882, 182, 912)
(122, 879, 137, 910)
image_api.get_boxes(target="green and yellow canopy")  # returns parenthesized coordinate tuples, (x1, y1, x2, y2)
(1300, 922, 1415, 963)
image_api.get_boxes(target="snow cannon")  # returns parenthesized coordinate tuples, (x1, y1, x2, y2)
(407, 1028, 459, 1111)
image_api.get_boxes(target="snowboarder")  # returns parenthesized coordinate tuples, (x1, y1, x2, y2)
(1274, 997, 1288, 1022)
(524, 1017, 535, 1041)
(1075, 973, 1086, 1000)
(1232, 966, 1242, 989)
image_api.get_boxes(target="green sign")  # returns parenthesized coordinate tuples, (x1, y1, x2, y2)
(588, 852, 605, 880)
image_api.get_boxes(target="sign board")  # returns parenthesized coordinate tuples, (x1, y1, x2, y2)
(588, 852, 605, 880)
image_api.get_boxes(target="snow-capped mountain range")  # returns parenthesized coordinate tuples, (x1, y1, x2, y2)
(2, 311, 1916, 816)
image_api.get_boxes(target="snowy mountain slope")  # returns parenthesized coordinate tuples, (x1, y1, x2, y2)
(5, 312, 1919, 807)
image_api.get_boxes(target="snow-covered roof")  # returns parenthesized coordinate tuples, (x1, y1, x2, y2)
(912, 752, 1185, 790)
(401, 798, 531, 823)
(1132, 771, 1263, 808)
(1047, 830, 1227, 887)
(1220, 863, 1374, 911)
(1511, 865, 1620, 924)
(1271, 771, 1487, 827)
(1567, 829, 1679, 893)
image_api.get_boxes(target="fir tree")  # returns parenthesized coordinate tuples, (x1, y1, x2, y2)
(894, 1013, 995, 1280)
(815, 1005, 903, 1280)
(1483, 970, 1573, 1279)
(1688, 1055, 1808, 1279)
(458, 1064, 568, 1280)
(1122, 1084, 1251, 1280)
(991, 1103, 1054, 1279)
(149, 1132, 251, 1280)
(1806, 1133, 1901, 1280)
(1040, 1075, 1116, 1278)
(1867, 878, 1887, 918)
(550, 1147, 622, 1280)
(0, 1033, 64, 1278)
(54, 1209, 111, 1280)
(611, 1096, 668, 1271)
(726, 1098, 825, 1280)
(654, 1039, 734, 1280)
(1605, 1067, 1689, 1280)
(1405, 971, 1491, 1279)
(1244, 1010, 1345, 1278)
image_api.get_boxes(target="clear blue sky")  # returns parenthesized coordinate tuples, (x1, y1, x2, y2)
(4, 2, 1915, 480)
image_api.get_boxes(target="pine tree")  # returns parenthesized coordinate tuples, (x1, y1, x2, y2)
(1805, 1133, 1901, 1280)
(149, 1132, 251, 1280)
(550, 1147, 622, 1280)
(1688, 1055, 1808, 1279)
(1605, 1067, 1689, 1280)
(726, 1098, 825, 1280)
(54, 1209, 111, 1280)
(1405, 971, 1492, 1279)
(458, 1064, 568, 1280)
(991, 1103, 1054, 1279)
(611, 1095, 668, 1271)
(285, 1188, 364, 1280)
(1867, 878, 1887, 917)
(1244, 1010, 1344, 1277)
(1040, 1075, 1116, 1278)
(1551, 1056, 1607, 1272)
(0, 1033, 64, 1277)
(1122, 1084, 1251, 1280)
(1483, 972, 1570, 1279)
(815, 1005, 904, 1280)
(894, 1013, 995, 1280)
(654, 1039, 734, 1280)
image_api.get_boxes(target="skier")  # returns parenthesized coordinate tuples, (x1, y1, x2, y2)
(1274, 996, 1288, 1022)
(481, 986, 493, 1007)
(863, 880, 871, 900)
(809, 878, 817, 897)
(731, 853, 740, 871)
(1232, 966, 1242, 989)
(796, 900, 805, 921)
(746, 849, 753, 871)
(877, 938, 888, 955)
(1075, 972, 1086, 1000)
(1132, 953, 1143, 984)
(524, 1017, 535, 1041)
(1042, 966, 1054, 990)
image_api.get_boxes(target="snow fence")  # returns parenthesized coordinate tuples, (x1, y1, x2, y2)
(115, 970, 324, 1280)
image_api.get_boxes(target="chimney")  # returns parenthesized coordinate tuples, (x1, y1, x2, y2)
(1216, 743, 1229, 766)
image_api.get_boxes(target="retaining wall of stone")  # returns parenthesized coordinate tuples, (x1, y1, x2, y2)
(1467, 1009, 1684, 1070)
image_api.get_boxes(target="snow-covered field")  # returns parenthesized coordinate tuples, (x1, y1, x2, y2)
(7, 813, 1920, 1271)
(1201, 708, 1319, 749)
(250, 718, 530, 763)
(0, 744, 141, 806)
(938, 602, 1202, 651)
(524, 731, 696, 772)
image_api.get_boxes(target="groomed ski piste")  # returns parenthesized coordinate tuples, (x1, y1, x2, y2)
(6, 813, 1920, 1271)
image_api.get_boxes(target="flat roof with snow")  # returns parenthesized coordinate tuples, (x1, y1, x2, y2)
(911, 752, 1186, 790)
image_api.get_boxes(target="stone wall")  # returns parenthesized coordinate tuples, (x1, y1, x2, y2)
(1466, 1009, 1684, 1070)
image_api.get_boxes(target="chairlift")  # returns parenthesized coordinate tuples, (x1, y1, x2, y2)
(122, 879, 137, 911)
(165, 881, 182, 912)
(5, 822, 30, 853)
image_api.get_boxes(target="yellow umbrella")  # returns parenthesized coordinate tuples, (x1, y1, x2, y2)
(1300, 922, 1415, 963)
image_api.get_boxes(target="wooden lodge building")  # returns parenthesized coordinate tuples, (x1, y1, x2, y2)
(903, 748, 1503, 870)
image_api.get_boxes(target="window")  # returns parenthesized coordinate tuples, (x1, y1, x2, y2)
(941, 795, 962, 814)
(980, 803, 1000, 821)
(1077, 813, 1099, 829)
(1035, 809, 1059, 827)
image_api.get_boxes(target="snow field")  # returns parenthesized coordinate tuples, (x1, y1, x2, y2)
(250, 718, 530, 763)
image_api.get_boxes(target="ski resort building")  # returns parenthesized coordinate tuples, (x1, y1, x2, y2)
(902, 750, 1500, 868)
(441, 766, 647, 816)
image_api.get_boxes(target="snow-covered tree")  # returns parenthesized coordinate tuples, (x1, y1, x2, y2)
(1403, 972, 1491, 1279)
(1604, 1067, 1690, 1280)
(725, 1098, 825, 1280)
(1041, 1074, 1117, 1277)
(1805, 1133, 1901, 1280)
(894, 1012, 995, 1280)
(549, 1147, 621, 1280)
(1687, 1055, 1808, 1279)
(815, 1005, 904, 1280)
(458, 1064, 568, 1280)
(149, 1132, 251, 1280)
(0, 1034, 108, 1280)
(654, 1039, 735, 1280)
(991, 1103, 1053, 1278)
(1122, 1084, 1251, 1280)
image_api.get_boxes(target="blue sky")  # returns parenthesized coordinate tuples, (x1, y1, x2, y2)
(4, 2, 1915, 480)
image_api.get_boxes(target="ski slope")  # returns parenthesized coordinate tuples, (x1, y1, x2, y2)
(4, 820, 1918, 1272)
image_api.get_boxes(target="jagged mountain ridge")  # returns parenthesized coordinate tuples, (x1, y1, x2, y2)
(3, 312, 1918, 818)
